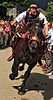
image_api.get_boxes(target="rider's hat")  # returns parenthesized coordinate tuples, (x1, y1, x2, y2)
(30, 4, 38, 9)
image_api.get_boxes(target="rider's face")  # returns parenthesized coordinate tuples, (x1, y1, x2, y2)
(30, 8, 37, 15)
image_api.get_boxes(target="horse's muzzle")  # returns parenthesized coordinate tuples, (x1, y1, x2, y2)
(28, 40, 39, 53)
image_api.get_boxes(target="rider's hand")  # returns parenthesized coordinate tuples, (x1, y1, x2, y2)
(10, 20, 16, 26)
(45, 35, 48, 39)
(44, 36, 48, 45)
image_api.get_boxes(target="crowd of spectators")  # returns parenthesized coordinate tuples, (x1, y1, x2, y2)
(0, 15, 16, 48)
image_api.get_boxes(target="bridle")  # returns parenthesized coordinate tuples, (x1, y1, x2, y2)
(28, 35, 40, 45)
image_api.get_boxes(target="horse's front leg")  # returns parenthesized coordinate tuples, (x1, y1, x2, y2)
(18, 62, 37, 95)
(9, 58, 19, 80)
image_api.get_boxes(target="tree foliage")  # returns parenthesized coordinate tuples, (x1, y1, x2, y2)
(0, 1, 15, 8)
(45, 1, 53, 22)
(16, 0, 53, 9)
(0, 0, 16, 18)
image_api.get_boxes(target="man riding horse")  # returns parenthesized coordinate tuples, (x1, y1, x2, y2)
(8, 4, 49, 95)
(7, 4, 48, 62)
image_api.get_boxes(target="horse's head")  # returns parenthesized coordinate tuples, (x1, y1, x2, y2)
(28, 20, 43, 53)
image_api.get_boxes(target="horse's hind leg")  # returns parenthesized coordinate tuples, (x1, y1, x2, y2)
(9, 60, 19, 80)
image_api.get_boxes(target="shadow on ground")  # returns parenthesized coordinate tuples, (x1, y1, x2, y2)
(13, 73, 53, 100)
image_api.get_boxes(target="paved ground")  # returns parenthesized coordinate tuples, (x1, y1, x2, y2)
(0, 47, 53, 100)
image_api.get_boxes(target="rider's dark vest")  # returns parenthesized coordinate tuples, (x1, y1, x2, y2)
(25, 11, 40, 24)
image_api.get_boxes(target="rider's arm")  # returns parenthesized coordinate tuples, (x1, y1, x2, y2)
(39, 12, 48, 37)
(15, 11, 26, 23)
(10, 11, 26, 25)
(44, 22, 48, 37)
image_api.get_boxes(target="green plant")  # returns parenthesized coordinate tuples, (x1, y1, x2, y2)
(45, 1, 53, 22)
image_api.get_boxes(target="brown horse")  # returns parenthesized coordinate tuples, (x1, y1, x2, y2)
(9, 20, 51, 95)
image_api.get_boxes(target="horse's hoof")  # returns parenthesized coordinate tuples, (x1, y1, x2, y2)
(9, 73, 15, 80)
(18, 89, 26, 95)
(18, 83, 26, 95)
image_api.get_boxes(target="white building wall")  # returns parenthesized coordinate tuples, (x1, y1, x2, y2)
(6, 7, 17, 18)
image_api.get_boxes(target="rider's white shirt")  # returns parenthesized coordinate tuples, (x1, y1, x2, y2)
(15, 11, 48, 24)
